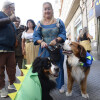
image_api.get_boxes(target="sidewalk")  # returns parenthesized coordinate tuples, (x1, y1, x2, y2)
(50, 60, 100, 100)
(0, 60, 100, 100)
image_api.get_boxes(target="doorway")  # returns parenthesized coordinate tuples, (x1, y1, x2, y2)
(97, 17, 100, 56)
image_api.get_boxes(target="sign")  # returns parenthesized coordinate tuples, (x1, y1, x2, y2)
(95, 0, 100, 17)
(74, 14, 82, 27)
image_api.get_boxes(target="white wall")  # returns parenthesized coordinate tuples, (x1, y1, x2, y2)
(60, 0, 73, 22)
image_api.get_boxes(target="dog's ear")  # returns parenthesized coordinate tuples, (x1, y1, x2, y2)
(55, 38, 64, 43)
(78, 45, 86, 59)
(32, 57, 43, 73)
(56, 43, 63, 49)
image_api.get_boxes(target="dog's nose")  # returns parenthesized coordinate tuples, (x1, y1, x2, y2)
(54, 67, 59, 72)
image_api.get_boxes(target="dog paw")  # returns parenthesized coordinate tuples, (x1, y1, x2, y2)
(66, 91, 72, 96)
(82, 93, 89, 98)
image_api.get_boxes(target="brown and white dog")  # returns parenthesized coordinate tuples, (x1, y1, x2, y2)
(62, 40, 90, 98)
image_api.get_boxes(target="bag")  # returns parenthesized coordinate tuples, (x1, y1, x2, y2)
(80, 40, 91, 51)
(46, 46, 61, 62)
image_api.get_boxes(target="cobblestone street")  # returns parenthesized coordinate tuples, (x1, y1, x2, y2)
(0, 58, 100, 100)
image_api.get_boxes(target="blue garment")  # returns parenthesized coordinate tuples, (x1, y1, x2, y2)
(0, 11, 16, 51)
(83, 52, 94, 67)
(33, 19, 66, 89)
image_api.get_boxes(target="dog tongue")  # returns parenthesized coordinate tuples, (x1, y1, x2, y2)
(54, 74, 58, 77)
(63, 50, 73, 54)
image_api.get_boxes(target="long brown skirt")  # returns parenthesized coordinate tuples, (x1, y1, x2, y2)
(25, 42, 39, 64)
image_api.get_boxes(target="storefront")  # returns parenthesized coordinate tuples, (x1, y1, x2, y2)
(97, 17, 100, 55)
(95, 0, 100, 55)
(74, 14, 82, 41)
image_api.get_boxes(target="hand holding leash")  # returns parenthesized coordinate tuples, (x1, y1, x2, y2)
(41, 41, 48, 48)
(49, 39, 56, 46)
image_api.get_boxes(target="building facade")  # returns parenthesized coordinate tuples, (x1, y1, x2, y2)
(59, 0, 100, 58)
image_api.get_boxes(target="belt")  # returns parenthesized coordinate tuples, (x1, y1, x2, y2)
(25, 39, 33, 43)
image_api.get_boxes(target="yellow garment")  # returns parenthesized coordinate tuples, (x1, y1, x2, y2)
(80, 40, 91, 51)
(25, 42, 39, 64)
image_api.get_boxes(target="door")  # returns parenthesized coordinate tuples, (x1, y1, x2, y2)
(97, 17, 100, 55)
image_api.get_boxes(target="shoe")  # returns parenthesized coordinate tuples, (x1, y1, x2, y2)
(21, 71, 24, 76)
(59, 86, 65, 93)
(15, 77, 20, 83)
(0, 88, 8, 98)
(8, 84, 16, 90)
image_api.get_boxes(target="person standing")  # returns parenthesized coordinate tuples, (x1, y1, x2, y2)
(0, 1, 19, 97)
(22, 19, 39, 64)
(14, 17, 24, 69)
(33, 2, 66, 93)
(77, 27, 93, 52)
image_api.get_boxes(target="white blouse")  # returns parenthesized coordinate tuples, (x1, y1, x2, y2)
(22, 32, 33, 41)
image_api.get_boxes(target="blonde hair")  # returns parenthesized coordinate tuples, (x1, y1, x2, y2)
(2, 1, 15, 11)
(43, 2, 53, 10)
(41, 2, 55, 24)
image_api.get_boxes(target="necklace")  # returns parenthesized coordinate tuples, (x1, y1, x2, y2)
(44, 18, 55, 25)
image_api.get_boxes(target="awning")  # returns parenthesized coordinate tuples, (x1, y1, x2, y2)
(95, 0, 100, 17)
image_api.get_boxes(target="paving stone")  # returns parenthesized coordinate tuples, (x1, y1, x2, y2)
(0, 61, 100, 100)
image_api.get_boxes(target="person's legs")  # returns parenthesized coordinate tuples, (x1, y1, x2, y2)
(0, 66, 5, 89)
(0, 53, 6, 89)
(15, 56, 18, 66)
(17, 56, 23, 76)
(0, 53, 8, 97)
(17, 56, 23, 69)
(56, 53, 65, 93)
(6, 52, 16, 86)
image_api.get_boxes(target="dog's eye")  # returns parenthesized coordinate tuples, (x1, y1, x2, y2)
(47, 64, 51, 68)
(48, 61, 50, 64)
(70, 43, 73, 45)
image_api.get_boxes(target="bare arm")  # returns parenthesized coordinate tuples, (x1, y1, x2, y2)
(77, 36, 80, 42)
(22, 38, 25, 55)
(37, 40, 43, 44)
(87, 33, 93, 39)
(56, 37, 62, 42)
(49, 37, 63, 46)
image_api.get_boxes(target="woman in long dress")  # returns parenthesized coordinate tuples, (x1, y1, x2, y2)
(33, 2, 66, 93)
(22, 19, 39, 64)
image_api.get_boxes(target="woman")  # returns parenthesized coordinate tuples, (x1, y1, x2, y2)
(33, 2, 66, 93)
(22, 19, 39, 64)
(77, 27, 93, 52)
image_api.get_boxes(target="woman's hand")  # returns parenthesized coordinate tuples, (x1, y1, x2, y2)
(22, 49, 26, 55)
(87, 33, 93, 39)
(41, 41, 48, 48)
(49, 39, 56, 46)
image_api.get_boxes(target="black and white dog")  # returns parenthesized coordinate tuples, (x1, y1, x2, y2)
(32, 57, 59, 100)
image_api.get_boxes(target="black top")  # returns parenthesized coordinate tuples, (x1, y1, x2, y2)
(79, 33, 90, 41)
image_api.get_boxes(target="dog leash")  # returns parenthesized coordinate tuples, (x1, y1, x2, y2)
(39, 49, 46, 57)
(39, 44, 58, 57)
(39, 44, 52, 57)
